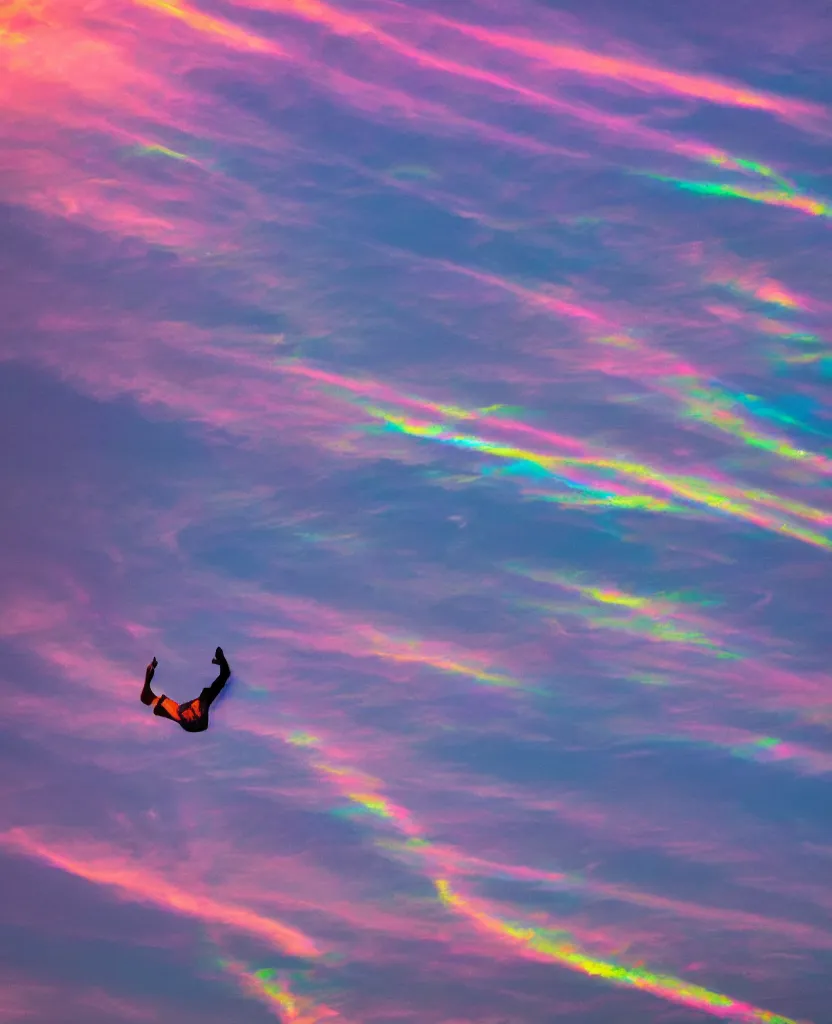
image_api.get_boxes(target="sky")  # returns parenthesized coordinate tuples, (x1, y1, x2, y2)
(1, 1, 831, 1022)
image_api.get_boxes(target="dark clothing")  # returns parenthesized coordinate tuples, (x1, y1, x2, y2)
(153, 668, 229, 733)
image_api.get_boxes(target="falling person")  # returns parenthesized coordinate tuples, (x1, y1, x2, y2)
(141, 647, 231, 733)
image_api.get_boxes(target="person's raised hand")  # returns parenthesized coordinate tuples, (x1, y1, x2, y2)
(212, 647, 225, 665)
(146, 657, 158, 677)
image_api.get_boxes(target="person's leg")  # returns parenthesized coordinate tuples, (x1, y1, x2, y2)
(201, 648, 231, 711)
(202, 666, 230, 708)
(176, 652, 230, 728)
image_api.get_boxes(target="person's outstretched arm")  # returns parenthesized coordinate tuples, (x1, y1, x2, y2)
(140, 657, 159, 705)
(141, 656, 180, 719)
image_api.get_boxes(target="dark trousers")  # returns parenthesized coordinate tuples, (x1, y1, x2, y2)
(153, 668, 230, 732)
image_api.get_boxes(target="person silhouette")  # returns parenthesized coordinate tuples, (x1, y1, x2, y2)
(141, 647, 231, 733)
